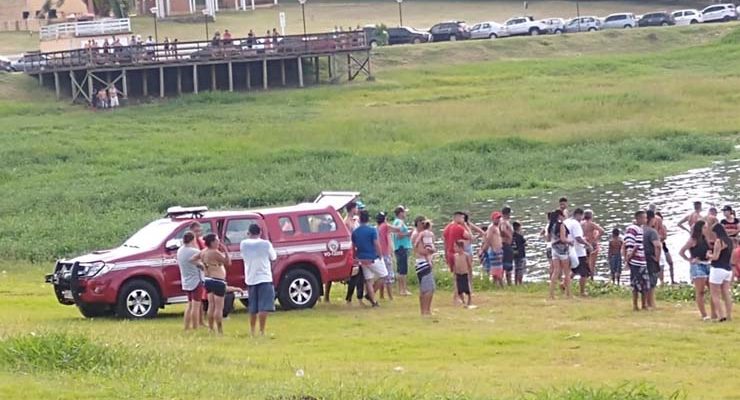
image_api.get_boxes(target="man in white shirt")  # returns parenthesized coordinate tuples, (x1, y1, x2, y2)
(563, 208, 592, 296)
(240, 224, 277, 336)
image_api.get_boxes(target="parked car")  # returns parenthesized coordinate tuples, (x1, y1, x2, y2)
(11, 52, 49, 72)
(470, 21, 508, 39)
(564, 16, 602, 33)
(429, 21, 471, 41)
(601, 13, 638, 29)
(504, 16, 549, 36)
(0, 56, 12, 72)
(672, 9, 703, 25)
(45, 192, 360, 319)
(363, 26, 385, 47)
(638, 12, 676, 27)
(541, 18, 565, 34)
(700, 3, 737, 23)
(386, 27, 432, 45)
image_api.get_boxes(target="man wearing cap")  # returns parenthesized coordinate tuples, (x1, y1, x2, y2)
(480, 212, 504, 286)
(443, 212, 471, 301)
(392, 206, 413, 296)
(376, 212, 394, 300)
(721, 205, 738, 238)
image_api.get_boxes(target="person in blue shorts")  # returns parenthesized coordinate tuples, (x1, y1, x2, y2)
(240, 224, 277, 337)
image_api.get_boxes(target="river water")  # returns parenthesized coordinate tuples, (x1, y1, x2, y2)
(453, 158, 740, 283)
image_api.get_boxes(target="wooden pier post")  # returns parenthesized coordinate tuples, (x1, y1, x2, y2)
(159, 67, 165, 98)
(54, 72, 60, 100)
(262, 59, 268, 90)
(211, 64, 217, 91)
(176, 67, 182, 95)
(87, 72, 94, 101)
(142, 70, 148, 97)
(314, 56, 319, 84)
(69, 70, 75, 99)
(280, 59, 286, 86)
(327, 55, 333, 79)
(122, 69, 128, 98)
(347, 54, 351, 81)
(246, 63, 251, 90)
(39, 72, 43, 86)
(297, 57, 303, 88)
(193, 64, 198, 94)
(228, 62, 234, 92)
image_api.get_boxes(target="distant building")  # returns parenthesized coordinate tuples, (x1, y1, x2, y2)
(137, 0, 278, 17)
(1, 0, 89, 32)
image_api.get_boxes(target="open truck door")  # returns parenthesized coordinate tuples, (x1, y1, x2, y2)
(313, 191, 361, 211)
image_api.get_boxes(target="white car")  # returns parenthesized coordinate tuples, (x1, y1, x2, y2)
(470, 21, 508, 39)
(672, 9, 703, 25)
(504, 16, 549, 36)
(541, 18, 566, 34)
(564, 16, 602, 33)
(701, 3, 737, 23)
(602, 13, 638, 29)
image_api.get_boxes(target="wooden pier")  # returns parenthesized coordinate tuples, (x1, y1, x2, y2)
(23, 31, 372, 104)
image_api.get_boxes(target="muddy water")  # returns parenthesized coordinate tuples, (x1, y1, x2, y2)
(452, 158, 740, 283)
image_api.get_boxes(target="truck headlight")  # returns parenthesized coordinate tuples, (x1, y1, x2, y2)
(79, 262, 114, 278)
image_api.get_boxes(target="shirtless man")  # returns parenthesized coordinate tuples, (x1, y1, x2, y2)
(191, 233, 231, 334)
(480, 212, 504, 287)
(500, 207, 515, 286)
(648, 204, 675, 285)
(338, 201, 361, 304)
(412, 216, 436, 315)
(581, 209, 605, 280)
(678, 201, 703, 233)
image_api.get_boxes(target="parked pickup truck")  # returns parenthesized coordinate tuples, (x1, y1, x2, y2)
(46, 191, 359, 319)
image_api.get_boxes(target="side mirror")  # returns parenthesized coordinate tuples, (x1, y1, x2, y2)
(165, 239, 182, 251)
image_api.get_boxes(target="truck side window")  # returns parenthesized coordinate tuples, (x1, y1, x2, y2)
(224, 219, 259, 245)
(298, 214, 337, 234)
(279, 217, 295, 236)
(174, 222, 212, 239)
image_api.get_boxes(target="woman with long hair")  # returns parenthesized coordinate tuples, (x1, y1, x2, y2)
(707, 223, 734, 322)
(548, 209, 571, 299)
(679, 220, 715, 320)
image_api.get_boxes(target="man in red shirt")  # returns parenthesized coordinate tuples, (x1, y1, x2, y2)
(443, 211, 470, 303)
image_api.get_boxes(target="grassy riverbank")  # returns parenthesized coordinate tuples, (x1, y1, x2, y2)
(2, 25, 739, 261)
(1, 262, 738, 400)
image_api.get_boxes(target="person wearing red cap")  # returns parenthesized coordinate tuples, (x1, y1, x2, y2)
(481, 211, 504, 287)
(443, 212, 471, 303)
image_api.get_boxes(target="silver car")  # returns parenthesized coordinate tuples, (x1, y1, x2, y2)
(602, 13, 638, 29)
(470, 21, 508, 39)
(542, 18, 565, 34)
(565, 16, 602, 33)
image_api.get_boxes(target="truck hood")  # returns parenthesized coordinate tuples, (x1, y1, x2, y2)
(63, 246, 151, 264)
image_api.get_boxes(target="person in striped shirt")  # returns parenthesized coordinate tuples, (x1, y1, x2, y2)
(625, 211, 650, 311)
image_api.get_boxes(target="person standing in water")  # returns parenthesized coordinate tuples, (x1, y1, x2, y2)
(608, 229, 623, 285)
(480, 212, 504, 288)
(500, 207, 515, 286)
(581, 209, 605, 280)
(678, 201, 703, 233)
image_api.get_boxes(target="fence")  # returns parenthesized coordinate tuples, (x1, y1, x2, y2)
(21, 31, 368, 73)
(40, 18, 131, 41)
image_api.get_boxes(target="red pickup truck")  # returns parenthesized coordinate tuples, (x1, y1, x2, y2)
(46, 192, 358, 319)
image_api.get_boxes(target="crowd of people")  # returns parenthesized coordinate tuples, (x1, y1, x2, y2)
(175, 198, 739, 336)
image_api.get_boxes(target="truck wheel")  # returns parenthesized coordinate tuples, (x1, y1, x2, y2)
(529, 28, 540, 36)
(412, 38, 421, 44)
(278, 268, 320, 310)
(588, 27, 597, 32)
(369, 40, 378, 48)
(554, 29, 563, 35)
(661, 21, 669, 26)
(116, 279, 160, 319)
(77, 303, 113, 318)
(722, 16, 730, 22)
(449, 35, 457, 41)
(489, 33, 498, 39)
(624, 24, 632, 29)
(690, 20, 698, 24)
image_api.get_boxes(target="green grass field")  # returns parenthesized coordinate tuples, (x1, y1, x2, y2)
(1, 263, 739, 400)
(1, 15, 740, 400)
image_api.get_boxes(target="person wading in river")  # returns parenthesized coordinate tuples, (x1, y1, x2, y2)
(443, 212, 471, 302)
(480, 212, 504, 288)
(678, 201, 703, 233)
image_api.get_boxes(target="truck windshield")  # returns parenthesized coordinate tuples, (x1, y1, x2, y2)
(123, 219, 181, 250)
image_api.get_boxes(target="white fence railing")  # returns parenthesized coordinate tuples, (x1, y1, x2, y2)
(40, 18, 131, 41)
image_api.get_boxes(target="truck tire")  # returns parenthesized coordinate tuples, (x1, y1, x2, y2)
(278, 268, 320, 310)
(489, 33, 498, 39)
(115, 279, 160, 319)
(449, 35, 457, 41)
(529, 28, 540, 36)
(690, 20, 699, 24)
(369, 40, 378, 48)
(624, 24, 632, 29)
(588, 27, 597, 32)
(554, 29, 563, 34)
(77, 303, 113, 318)
(412, 38, 422, 44)
(661, 21, 669, 26)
